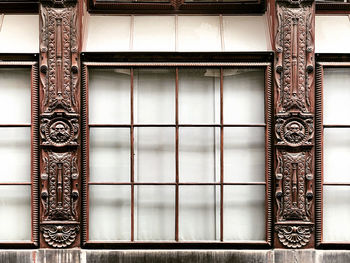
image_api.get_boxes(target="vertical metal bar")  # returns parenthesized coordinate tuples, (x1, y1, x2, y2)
(175, 67, 179, 241)
(220, 67, 224, 242)
(130, 68, 135, 241)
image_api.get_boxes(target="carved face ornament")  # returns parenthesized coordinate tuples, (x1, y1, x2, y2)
(50, 121, 70, 143)
(283, 121, 305, 144)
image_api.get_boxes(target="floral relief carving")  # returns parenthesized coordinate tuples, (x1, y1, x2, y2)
(41, 151, 79, 221)
(41, 225, 79, 248)
(40, 6, 79, 113)
(275, 4, 314, 113)
(275, 150, 313, 222)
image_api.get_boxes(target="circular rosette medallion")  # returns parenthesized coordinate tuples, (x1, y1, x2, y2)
(280, 119, 308, 147)
(45, 118, 74, 147)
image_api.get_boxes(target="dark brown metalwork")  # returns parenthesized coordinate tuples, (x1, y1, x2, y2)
(39, 0, 81, 248)
(81, 58, 273, 248)
(87, 0, 265, 14)
(273, 0, 315, 248)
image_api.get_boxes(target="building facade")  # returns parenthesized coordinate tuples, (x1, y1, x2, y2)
(0, 0, 350, 262)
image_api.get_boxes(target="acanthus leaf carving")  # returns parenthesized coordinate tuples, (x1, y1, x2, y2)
(41, 224, 79, 248)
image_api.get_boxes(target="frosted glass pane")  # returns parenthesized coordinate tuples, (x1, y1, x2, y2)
(179, 128, 220, 182)
(223, 16, 270, 52)
(134, 128, 175, 182)
(0, 68, 31, 124)
(89, 128, 130, 182)
(179, 186, 220, 241)
(134, 68, 175, 124)
(85, 16, 131, 52)
(223, 69, 264, 124)
(177, 16, 221, 51)
(89, 185, 131, 241)
(324, 128, 350, 183)
(0, 15, 39, 53)
(323, 186, 350, 241)
(0, 128, 30, 182)
(224, 186, 265, 241)
(89, 68, 130, 124)
(0, 186, 31, 241)
(315, 16, 350, 54)
(133, 16, 175, 51)
(179, 68, 220, 124)
(135, 186, 175, 240)
(224, 127, 265, 182)
(324, 68, 350, 125)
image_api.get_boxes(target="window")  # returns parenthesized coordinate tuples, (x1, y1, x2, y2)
(0, 60, 39, 248)
(81, 58, 272, 248)
(316, 60, 350, 248)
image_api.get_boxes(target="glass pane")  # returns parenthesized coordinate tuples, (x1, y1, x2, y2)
(89, 185, 131, 241)
(134, 68, 175, 124)
(134, 127, 175, 182)
(0, 128, 30, 182)
(179, 186, 220, 241)
(323, 186, 350, 241)
(223, 68, 264, 124)
(179, 68, 220, 124)
(224, 127, 265, 182)
(133, 16, 175, 51)
(179, 127, 220, 182)
(89, 128, 130, 182)
(0, 186, 31, 241)
(223, 185, 265, 241)
(89, 68, 130, 124)
(0, 68, 31, 124)
(324, 128, 350, 183)
(135, 186, 175, 241)
(323, 68, 350, 125)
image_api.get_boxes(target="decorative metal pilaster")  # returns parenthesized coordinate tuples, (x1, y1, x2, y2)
(274, 0, 315, 248)
(39, 0, 81, 248)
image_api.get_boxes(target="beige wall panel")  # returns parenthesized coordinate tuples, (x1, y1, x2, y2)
(133, 16, 175, 51)
(316, 16, 350, 53)
(223, 15, 271, 51)
(85, 16, 131, 51)
(0, 15, 39, 53)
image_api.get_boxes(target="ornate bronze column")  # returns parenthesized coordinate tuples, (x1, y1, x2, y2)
(273, 0, 315, 248)
(39, 0, 81, 248)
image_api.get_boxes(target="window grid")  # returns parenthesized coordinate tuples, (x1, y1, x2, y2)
(0, 62, 39, 248)
(83, 63, 272, 246)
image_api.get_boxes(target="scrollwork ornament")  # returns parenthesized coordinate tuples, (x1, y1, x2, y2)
(41, 225, 79, 248)
(275, 225, 313, 248)
(275, 5, 314, 113)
